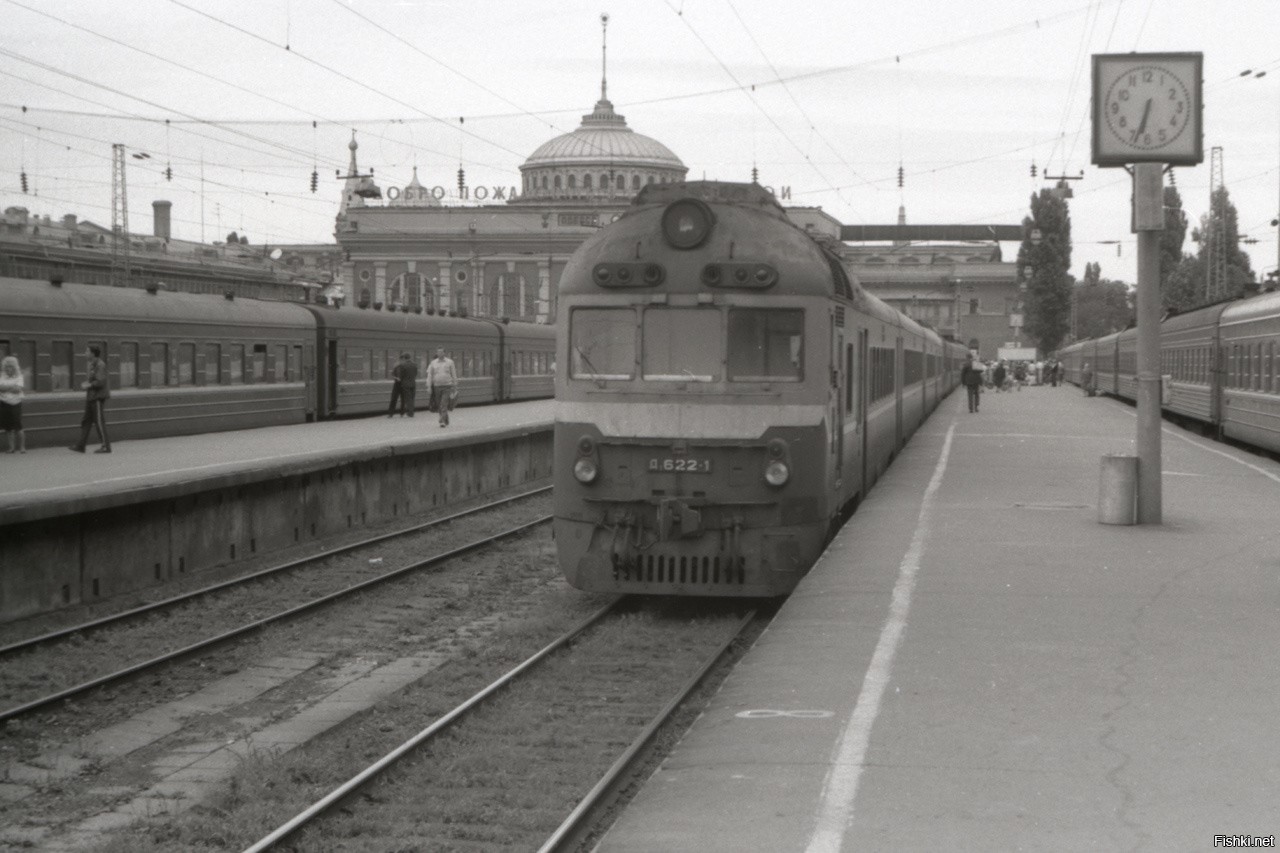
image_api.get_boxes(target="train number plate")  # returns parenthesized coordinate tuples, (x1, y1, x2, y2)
(648, 457, 712, 473)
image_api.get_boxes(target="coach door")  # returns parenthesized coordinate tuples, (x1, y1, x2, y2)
(895, 335, 904, 451)
(326, 340, 339, 415)
(859, 328, 869, 493)
(831, 317, 844, 483)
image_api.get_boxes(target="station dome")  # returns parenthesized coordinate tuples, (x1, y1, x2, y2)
(516, 95, 687, 204)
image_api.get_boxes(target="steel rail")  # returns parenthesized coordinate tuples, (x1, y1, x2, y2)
(538, 609, 758, 853)
(240, 598, 623, 853)
(0, 515, 553, 725)
(0, 485, 551, 658)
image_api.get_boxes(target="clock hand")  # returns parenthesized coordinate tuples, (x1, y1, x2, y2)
(1135, 98, 1152, 138)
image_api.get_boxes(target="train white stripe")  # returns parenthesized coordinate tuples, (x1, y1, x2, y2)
(555, 400, 826, 438)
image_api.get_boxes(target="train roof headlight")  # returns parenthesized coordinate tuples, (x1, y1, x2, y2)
(573, 457, 599, 484)
(764, 460, 789, 487)
(661, 199, 715, 250)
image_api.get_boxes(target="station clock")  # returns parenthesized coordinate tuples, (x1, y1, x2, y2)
(1092, 52, 1203, 167)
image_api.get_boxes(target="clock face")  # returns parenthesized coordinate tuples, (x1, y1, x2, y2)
(1103, 65, 1191, 150)
(1092, 53, 1202, 166)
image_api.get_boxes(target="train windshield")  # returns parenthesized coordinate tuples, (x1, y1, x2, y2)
(642, 307, 720, 382)
(570, 308, 635, 380)
(728, 309, 804, 381)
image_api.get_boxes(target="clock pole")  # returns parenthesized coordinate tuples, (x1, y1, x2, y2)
(1133, 163, 1164, 523)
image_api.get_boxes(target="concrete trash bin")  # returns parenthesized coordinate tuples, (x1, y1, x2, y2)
(1098, 454, 1138, 525)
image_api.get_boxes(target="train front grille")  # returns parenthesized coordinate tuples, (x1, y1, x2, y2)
(612, 552, 747, 586)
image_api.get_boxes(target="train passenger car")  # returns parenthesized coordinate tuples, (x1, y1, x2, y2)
(1159, 301, 1229, 426)
(481, 318, 556, 402)
(0, 277, 316, 447)
(1091, 331, 1121, 396)
(1217, 291, 1280, 449)
(1116, 326, 1139, 400)
(553, 181, 957, 597)
(305, 305, 508, 417)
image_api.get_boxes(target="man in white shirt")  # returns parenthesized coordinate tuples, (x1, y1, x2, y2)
(425, 347, 458, 427)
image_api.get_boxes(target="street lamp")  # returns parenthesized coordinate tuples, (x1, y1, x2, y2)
(1241, 68, 1280, 285)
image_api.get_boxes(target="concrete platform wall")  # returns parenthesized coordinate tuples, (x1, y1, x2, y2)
(0, 429, 552, 622)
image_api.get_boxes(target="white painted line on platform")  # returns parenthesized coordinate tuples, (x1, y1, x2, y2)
(805, 419, 957, 853)
(1117, 408, 1280, 485)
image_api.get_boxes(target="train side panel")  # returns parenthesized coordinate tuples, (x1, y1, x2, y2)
(1218, 293, 1280, 452)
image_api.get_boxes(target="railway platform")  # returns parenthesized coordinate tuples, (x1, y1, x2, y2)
(0, 400, 554, 622)
(601, 385, 1280, 851)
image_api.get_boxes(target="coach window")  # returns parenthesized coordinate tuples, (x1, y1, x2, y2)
(15, 341, 36, 392)
(50, 341, 74, 391)
(150, 343, 169, 387)
(204, 344, 221, 384)
(644, 308, 719, 381)
(177, 343, 195, 385)
(250, 345, 267, 383)
(276, 345, 288, 382)
(728, 309, 803, 381)
(229, 345, 245, 384)
(570, 308, 635, 380)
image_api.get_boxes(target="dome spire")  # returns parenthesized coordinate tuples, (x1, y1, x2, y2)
(600, 13, 609, 103)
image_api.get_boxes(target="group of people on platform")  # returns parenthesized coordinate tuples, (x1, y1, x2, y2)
(959, 354, 1068, 414)
(388, 347, 458, 428)
(0, 344, 464, 458)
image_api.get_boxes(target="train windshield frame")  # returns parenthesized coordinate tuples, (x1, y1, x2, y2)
(727, 308, 804, 382)
(641, 306, 720, 382)
(569, 307, 636, 380)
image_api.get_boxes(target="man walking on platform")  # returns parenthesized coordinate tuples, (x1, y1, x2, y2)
(388, 353, 418, 417)
(425, 347, 457, 427)
(70, 345, 111, 453)
(961, 354, 983, 413)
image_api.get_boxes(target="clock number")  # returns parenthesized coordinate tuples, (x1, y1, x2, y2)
(1118, 88, 1130, 101)
(1175, 100, 1184, 113)
(1110, 101, 1119, 114)
(1168, 87, 1177, 100)
(1142, 70, 1154, 83)
(1158, 129, 1167, 142)
(1118, 116, 1128, 129)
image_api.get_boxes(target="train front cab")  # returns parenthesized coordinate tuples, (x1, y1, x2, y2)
(554, 290, 838, 597)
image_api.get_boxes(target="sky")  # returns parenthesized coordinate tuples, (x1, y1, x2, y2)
(2, 0, 1278, 285)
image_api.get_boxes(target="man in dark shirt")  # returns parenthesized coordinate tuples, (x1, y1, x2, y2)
(388, 353, 419, 417)
(960, 355, 983, 414)
(70, 345, 111, 453)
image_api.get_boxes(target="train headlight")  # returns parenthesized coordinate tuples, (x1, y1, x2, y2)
(573, 457, 599, 484)
(661, 199, 715, 250)
(764, 460, 790, 487)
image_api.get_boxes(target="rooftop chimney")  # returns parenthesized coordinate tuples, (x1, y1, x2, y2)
(153, 200, 172, 241)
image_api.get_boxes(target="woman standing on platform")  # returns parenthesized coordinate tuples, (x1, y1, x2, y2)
(0, 355, 25, 453)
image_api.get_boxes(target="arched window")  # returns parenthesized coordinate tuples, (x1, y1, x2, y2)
(584, 174, 593, 189)
(541, 175, 548, 189)
(554, 175, 562, 189)
(501, 274, 523, 318)
(568, 174, 577, 189)
(632, 174, 640, 189)
(616, 175, 625, 190)
(600, 173, 609, 189)
(647, 175, 655, 185)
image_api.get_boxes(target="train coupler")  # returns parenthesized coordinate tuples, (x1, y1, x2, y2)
(656, 497, 702, 540)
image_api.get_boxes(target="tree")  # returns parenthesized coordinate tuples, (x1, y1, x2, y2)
(1159, 183, 1191, 312)
(1018, 189, 1073, 353)
(1193, 186, 1256, 302)
(1074, 262, 1134, 338)
(226, 231, 239, 245)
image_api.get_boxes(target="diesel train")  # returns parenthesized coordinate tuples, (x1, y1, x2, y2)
(0, 277, 554, 448)
(1058, 289, 1280, 454)
(553, 181, 967, 597)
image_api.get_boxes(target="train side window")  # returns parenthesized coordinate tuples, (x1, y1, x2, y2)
(570, 308, 636, 380)
(50, 341, 74, 391)
(292, 345, 302, 382)
(150, 343, 169, 387)
(177, 343, 195, 386)
(845, 343, 853, 414)
(365, 349, 374, 381)
(251, 345, 267, 383)
(1254, 343, 1263, 391)
(118, 343, 138, 388)
(1268, 342, 1276, 393)
(229, 345, 245, 384)
(205, 344, 221, 384)
(728, 308, 803, 382)
(16, 341, 35, 393)
(276, 345, 288, 382)
(0, 339, 7, 356)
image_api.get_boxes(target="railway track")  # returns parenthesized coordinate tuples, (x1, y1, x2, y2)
(0, 488, 552, 724)
(242, 599, 766, 852)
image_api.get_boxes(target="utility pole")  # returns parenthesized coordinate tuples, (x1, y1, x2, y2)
(111, 143, 129, 287)
(1207, 146, 1226, 302)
